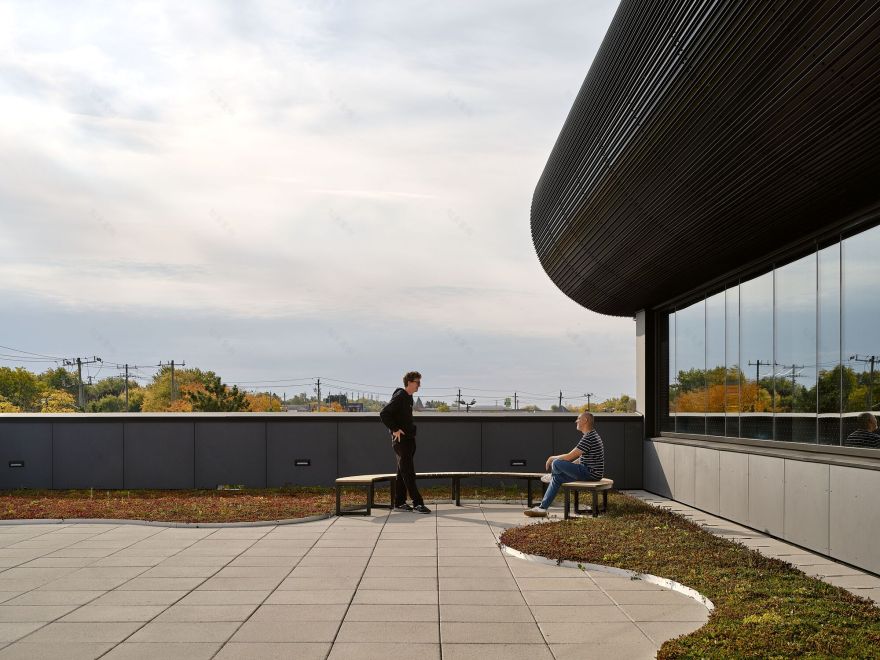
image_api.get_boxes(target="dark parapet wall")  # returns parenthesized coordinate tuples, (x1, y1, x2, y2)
(0, 413, 644, 490)
(531, 0, 880, 317)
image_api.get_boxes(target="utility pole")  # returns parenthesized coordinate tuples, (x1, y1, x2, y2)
(159, 360, 185, 404)
(850, 355, 878, 410)
(584, 392, 594, 411)
(63, 356, 102, 409)
(748, 360, 772, 386)
(315, 378, 321, 412)
(559, 390, 563, 411)
(514, 392, 518, 411)
(457, 388, 461, 412)
(775, 363, 805, 398)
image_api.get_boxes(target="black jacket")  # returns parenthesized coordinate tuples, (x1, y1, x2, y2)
(380, 387, 417, 437)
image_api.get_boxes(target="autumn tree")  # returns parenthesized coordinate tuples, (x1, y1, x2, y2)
(0, 367, 42, 411)
(39, 389, 77, 412)
(142, 367, 217, 412)
(185, 375, 250, 412)
(246, 392, 282, 412)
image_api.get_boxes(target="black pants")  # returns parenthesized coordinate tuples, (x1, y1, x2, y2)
(393, 439, 423, 506)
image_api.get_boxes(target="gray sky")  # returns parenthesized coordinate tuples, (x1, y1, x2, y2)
(0, 0, 634, 408)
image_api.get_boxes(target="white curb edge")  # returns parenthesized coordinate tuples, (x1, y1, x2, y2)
(500, 543, 715, 612)
(0, 512, 333, 528)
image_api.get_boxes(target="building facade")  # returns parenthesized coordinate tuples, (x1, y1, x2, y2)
(532, 0, 880, 573)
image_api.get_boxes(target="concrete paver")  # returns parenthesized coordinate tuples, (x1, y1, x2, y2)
(0, 503, 710, 658)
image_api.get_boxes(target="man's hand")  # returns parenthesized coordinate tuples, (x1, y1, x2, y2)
(392, 429, 405, 442)
(545, 455, 556, 471)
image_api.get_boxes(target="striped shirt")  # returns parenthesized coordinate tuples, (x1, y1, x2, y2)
(576, 430, 605, 479)
(845, 429, 880, 449)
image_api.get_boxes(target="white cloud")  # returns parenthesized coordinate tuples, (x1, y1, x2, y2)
(0, 0, 635, 404)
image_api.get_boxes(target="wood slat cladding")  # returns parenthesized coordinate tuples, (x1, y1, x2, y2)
(531, 0, 880, 317)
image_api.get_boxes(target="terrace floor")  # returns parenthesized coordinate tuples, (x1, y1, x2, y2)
(0, 503, 708, 659)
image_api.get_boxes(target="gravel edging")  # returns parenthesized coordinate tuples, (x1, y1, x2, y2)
(0, 512, 333, 528)
(500, 543, 715, 611)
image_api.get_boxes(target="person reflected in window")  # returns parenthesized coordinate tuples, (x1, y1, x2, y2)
(845, 412, 880, 449)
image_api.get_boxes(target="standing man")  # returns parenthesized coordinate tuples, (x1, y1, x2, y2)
(525, 411, 604, 517)
(380, 371, 431, 514)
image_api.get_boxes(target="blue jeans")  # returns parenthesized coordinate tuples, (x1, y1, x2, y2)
(540, 459, 594, 509)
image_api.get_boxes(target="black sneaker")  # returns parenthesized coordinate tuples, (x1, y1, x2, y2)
(394, 503, 413, 512)
(413, 504, 432, 514)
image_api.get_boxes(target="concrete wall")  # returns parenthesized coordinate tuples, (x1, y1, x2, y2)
(644, 437, 880, 574)
(0, 413, 643, 491)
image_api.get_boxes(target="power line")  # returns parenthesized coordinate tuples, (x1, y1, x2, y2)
(0, 344, 66, 360)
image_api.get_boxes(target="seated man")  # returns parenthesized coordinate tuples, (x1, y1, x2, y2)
(525, 411, 604, 517)
(845, 412, 880, 449)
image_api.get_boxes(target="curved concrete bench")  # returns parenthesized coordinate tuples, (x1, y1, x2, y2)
(561, 478, 614, 519)
(335, 471, 549, 516)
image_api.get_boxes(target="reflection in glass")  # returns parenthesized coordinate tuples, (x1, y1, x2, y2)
(706, 292, 726, 436)
(674, 299, 706, 434)
(818, 243, 842, 445)
(725, 285, 741, 437)
(740, 272, 774, 439)
(661, 312, 675, 432)
(843, 225, 880, 447)
(774, 253, 817, 443)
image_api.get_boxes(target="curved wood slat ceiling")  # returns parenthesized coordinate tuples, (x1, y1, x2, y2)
(531, 0, 880, 317)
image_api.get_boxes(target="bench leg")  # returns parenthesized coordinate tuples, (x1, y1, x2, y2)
(367, 483, 373, 516)
(603, 490, 608, 513)
(454, 477, 461, 506)
(574, 489, 579, 513)
(564, 489, 571, 520)
(592, 490, 599, 518)
(335, 485, 341, 516)
(389, 481, 396, 509)
(527, 479, 533, 507)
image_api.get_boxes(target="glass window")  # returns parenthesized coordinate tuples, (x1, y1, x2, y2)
(662, 312, 676, 432)
(706, 291, 726, 436)
(675, 298, 706, 434)
(725, 285, 741, 437)
(842, 225, 880, 449)
(740, 272, 773, 439)
(774, 252, 817, 443)
(818, 243, 842, 445)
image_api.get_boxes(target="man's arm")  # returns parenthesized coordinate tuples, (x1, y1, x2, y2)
(379, 392, 404, 433)
(545, 446, 583, 471)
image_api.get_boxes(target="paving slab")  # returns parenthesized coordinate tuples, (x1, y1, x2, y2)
(0, 503, 708, 658)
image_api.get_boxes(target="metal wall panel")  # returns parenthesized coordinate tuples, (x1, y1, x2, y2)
(124, 421, 194, 489)
(267, 421, 337, 487)
(53, 422, 123, 489)
(693, 447, 720, 515)
(194, 421, 266, 489)
(0, 422, 52, 489)
(783, 460, 830, 555)
(747, 455, 784, 535)
(624, 422, 644, 489)
(643, 439, 673, 497)
(673, 444, 696, 506)
(830, 465, 880, 575)
(718, 450, 749, 524)
(337, 421, 398, 478)
(414, 421, 481, 488)
(482, 421, 553, 477)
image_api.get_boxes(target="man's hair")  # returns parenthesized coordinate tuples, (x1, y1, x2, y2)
(403, 371, 422, 386)
(858, 411, 877, 430)
(579, 411, 595, 425)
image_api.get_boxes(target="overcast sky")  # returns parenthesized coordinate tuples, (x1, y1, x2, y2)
(0, 0, 634, 408)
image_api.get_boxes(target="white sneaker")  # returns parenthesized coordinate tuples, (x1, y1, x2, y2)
(523, 505, 548, 518)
